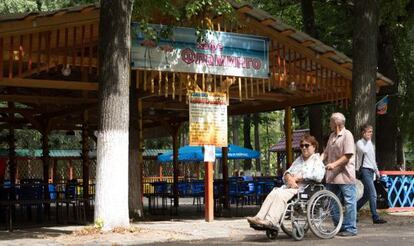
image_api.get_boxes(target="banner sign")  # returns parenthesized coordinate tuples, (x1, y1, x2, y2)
(131, 23, 269, 79)
(189, 91, 228, 147)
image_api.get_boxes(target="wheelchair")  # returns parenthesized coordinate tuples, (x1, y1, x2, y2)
(250, 183, 343, 241)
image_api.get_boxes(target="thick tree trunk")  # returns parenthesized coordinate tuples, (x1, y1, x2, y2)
(351, 0, 379, 136)
(376, 24, 399, 170)
(243, 114, 253, 171)
(95, 0, 133, 230)
(253, 113, 261, 173)
(300, 0, 324, 147)
(129, 72, 143, 218)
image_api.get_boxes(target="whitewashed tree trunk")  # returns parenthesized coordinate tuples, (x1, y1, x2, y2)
(95, 0, 133, 231)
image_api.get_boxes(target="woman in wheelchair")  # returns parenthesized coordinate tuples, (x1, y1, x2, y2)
(247, 134, 325, 227)
(247, 134, 325, 229)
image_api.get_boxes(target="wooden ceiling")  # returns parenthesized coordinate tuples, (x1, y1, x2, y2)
(0, 2, 392, 133)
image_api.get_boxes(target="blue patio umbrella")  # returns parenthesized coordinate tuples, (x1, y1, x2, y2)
(157, 144, 260, 163)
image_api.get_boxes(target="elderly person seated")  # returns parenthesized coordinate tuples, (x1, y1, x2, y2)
(247, 134, 325, 228)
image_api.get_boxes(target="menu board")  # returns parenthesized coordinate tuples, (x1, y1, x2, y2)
(189, 91, 228, 147)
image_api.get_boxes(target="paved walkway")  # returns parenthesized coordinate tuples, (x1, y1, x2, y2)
(0, 212, 413, 245)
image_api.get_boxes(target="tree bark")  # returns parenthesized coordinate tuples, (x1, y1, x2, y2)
(253, 113, 261, 173)
(351, 0, 379, 137)
(243, 114, 253, 171)
(95, 0, 133, 230)
(129, 72, 143, 218)
(300, 0, 324, 148)
(376, 24, 398, 170)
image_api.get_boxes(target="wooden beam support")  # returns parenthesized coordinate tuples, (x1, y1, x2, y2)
(321, 50, 336, 58)
(0, 11, 99, 35)
(0, 94, 97, 104)
(284, 106, 293, 168)
(260, 18, 276, 26)
(0, 78, 98, 90)
(301, 40, 315, 47)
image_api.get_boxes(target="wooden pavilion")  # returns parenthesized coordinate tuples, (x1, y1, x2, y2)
(0, 1, 392, 221)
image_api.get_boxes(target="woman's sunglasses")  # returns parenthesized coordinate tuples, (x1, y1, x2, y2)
(300, 144, 311, 149)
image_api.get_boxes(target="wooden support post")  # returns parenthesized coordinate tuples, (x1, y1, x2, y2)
(8, 102, 16, 185)
(172, 126, 180, 208)
(159, 164, 163, 178)
(204, 161, 214, 222)
(52, 159, 57, 183)
(284, 107, 293, 168)
(276, 152, 282, 176)
(195, 163, 200, 179)
(138, 99, 144, 204)
(41, 129, 50, 183)
(82, 110, 90, 218)
(68, 160, 73, 180)
(222, 146, 229, 209)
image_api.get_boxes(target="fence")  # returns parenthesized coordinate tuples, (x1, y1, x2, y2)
(380, 171, 414, 212)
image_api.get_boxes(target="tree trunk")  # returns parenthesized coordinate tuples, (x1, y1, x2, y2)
(95, 0, 133, 230)
(351, 0, 379, 137)
(129, 72, 143, 218)
(243, 114, 253, 171)
(376, 24, 399, 170)
(300, 0, 324, 148)
(253, 113, 261, 173)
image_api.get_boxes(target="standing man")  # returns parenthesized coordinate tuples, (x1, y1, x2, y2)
(321, 112, 357, 237)
(356, 124, 387, 224)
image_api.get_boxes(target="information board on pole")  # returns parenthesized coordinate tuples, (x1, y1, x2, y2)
(189, 91, 228, 147)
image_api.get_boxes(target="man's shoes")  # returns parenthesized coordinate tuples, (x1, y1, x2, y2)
(337, 231, 357, 237)
(373, 218, 387, 224)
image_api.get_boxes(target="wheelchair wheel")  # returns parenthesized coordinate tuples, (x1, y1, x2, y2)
(306, 190, 343, 239)
(292, 221, 305, 241)
(266, 229, 278, 240)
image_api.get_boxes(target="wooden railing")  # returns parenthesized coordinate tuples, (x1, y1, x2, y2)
(143, 176, 184, 195)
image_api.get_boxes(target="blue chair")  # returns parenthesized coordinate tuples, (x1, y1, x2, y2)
(190, 181, 204, 211)
(48, 184, 57, 201)
(19, 179, 44, 222)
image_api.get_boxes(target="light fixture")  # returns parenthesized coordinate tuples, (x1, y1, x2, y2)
(288, 81, 297, 91)
(61, 64, 71, 76)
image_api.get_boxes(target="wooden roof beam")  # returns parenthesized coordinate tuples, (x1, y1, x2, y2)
(0, 78, 98, 90)
(0, 94, 97, 105)
(260, 18, 276, 26)
(321, 50, 336, 58)
(301, 40, 316, 47)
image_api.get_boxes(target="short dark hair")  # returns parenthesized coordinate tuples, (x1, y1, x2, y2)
(360, 124, 373, 134)
(300, 134, 319, 152)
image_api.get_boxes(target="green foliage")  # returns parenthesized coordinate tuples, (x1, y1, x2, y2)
(0, 0, 97, 14)
(132, 0, 238, 42)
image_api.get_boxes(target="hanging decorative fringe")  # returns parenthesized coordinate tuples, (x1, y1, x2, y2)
(172, 72, 176, 100)
(165, 73, 169, 98)
(143, 70, 147, 91)
(158, 70, 162, 95)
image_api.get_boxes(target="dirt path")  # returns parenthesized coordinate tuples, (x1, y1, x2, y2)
(0, 212, 413, 245)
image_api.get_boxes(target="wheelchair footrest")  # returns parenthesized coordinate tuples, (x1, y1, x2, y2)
(249, 222, 278, 231)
